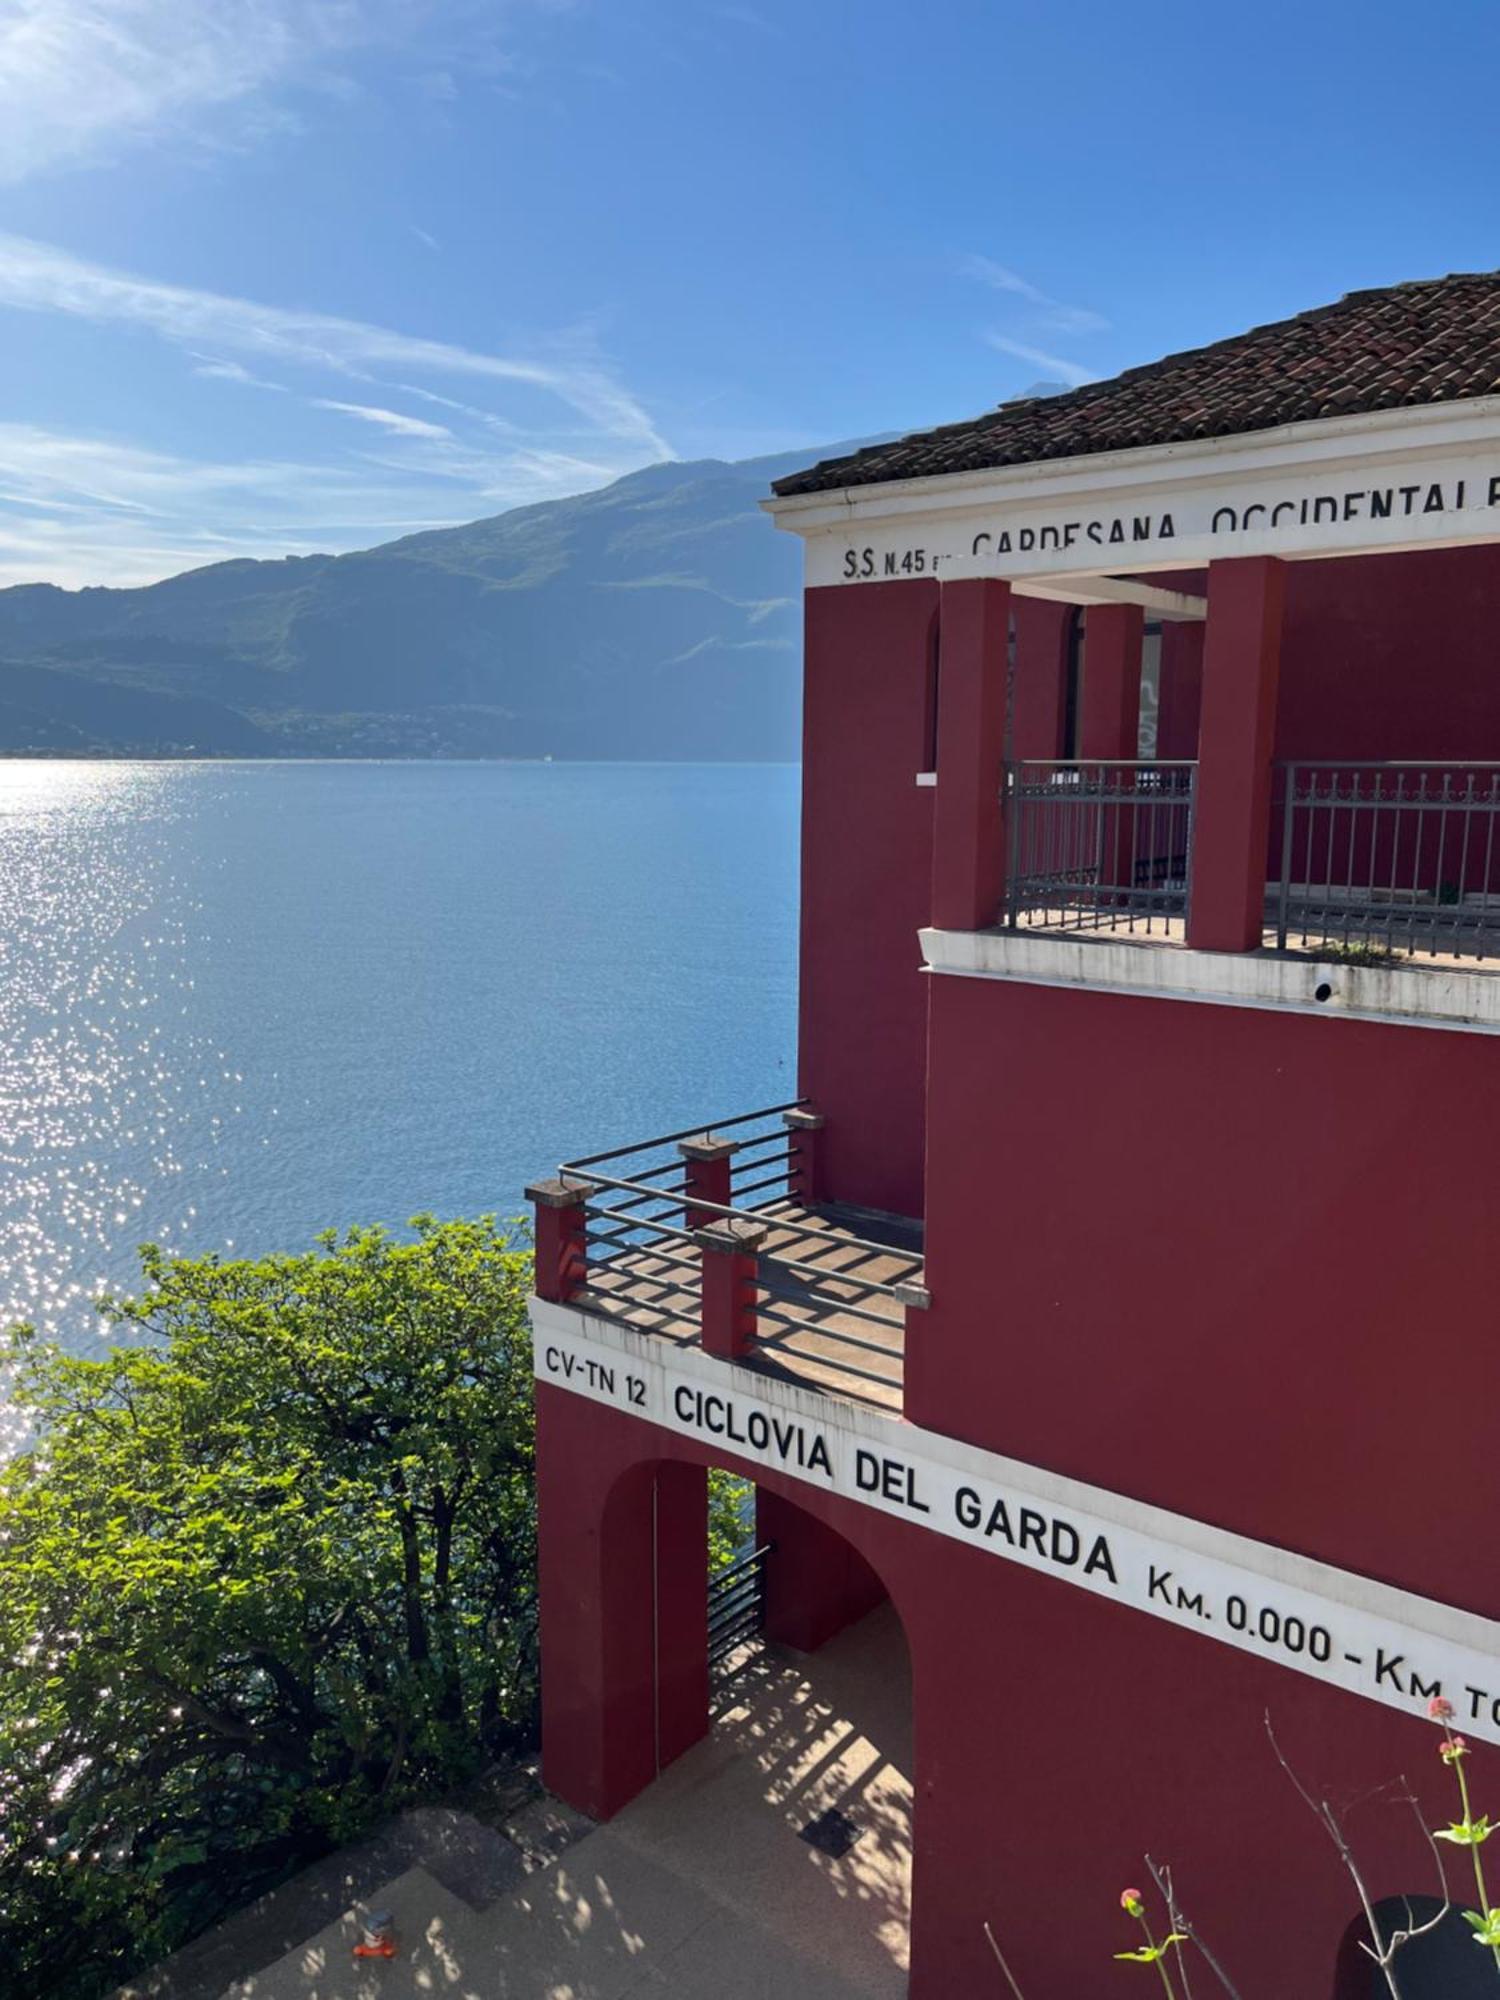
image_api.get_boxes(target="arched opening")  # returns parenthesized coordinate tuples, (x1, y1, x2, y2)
(677, 1473, 915, 1991)
(536, 1396, 916, 1994)
(1334, 1896, 1494, 1998)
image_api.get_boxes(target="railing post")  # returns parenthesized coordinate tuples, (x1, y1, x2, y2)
(695, 1217, 766, 1360)
(783, 1106, 826, 1207)
(1277, 763, 1297, 949)
(678, 1133, 735, 1229)
(526, 1178, 588, 1304)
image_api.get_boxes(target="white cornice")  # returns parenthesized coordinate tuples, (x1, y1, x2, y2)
(921, 926, 1500, 1036)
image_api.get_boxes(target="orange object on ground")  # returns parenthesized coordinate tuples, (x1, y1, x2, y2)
(353, 1909, 397, 1958)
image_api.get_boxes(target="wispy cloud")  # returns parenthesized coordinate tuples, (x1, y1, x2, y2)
(313, 398, 454, 440)
(0, 0, 362, 184)
(0, 0, 564, 186)
(0, 416, 631, 587)
(712, 4, 783, 32)
(0, 233, 671, 456)
(191, 355, 287, 390)
(983, 334, 1098, 389)
(957, 254, 1109, 337)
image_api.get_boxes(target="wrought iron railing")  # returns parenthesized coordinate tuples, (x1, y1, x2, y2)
(1004, 760, 1197, 935)
(708, 1540, 773, 1675)
(1273, 763, 1500, 961)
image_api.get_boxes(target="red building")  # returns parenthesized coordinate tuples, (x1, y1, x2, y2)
(529, 274, 1500, 1997)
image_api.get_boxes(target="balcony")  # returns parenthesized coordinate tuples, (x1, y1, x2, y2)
(1004, 759, 1500, 967)
(528, 1103, 926, 1414)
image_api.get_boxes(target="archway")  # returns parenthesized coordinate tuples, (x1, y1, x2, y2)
(535, 1384, 916, 1993)
(662, 1473, 914, 1992)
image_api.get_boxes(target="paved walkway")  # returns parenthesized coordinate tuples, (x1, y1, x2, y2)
(214, 1606, 912, 2000)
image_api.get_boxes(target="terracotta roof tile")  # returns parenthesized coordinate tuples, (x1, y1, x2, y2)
(772, 274, 1500, 498)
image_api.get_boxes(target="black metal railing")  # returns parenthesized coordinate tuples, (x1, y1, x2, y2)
(1004, 760, 1197, 935)
(1273, 763, 1500, 961)
(708, 1540, 773, 1675)
(552, 1101, 921, 1402)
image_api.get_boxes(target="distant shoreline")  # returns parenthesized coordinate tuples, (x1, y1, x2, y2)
(0, 752, 801, 766)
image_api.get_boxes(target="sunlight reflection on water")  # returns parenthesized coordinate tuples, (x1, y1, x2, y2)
(0, 763, 250, 1450)
(0, 758, 799, 1457)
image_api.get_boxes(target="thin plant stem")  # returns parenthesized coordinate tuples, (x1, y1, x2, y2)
(1133, 1909, 1178, 2000)
(1445, 1727, 1500, 1974)
(1145, 1856, 1243, 2000)
(1266, 1714, 1410, 2000)
(983, 1919, 1027, 2000)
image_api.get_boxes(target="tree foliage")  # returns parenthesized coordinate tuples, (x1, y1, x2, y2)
(0, 1217, 537, 2000)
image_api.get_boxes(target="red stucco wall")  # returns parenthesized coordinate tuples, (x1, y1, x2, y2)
(1155, 544, 1500, 761)
(912, 974, 1500, 1619)
(799, 580, 936, 1219)
(1277, 543, 1500, 759)
(537, 1380, 1459, 1999)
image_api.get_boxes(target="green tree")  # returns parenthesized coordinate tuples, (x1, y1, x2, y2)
(707, 1469, 753, 1573)
(0, 1217, 537, 2000)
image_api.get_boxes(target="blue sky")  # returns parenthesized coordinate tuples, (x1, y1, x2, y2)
(3, 0, 1500, 587)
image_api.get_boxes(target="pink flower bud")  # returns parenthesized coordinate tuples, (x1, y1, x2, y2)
(1120, 1888, 1144, 1915)
(1428, 1696, 1455, 1723)
(1441, 1735, 1470, 1762)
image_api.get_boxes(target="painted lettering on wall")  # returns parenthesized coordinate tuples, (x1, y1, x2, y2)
(534, 1310, 1500, 1746)
(806, 451, 1500, 588)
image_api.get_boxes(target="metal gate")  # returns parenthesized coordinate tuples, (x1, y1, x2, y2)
(707, 1542, 773, 1676)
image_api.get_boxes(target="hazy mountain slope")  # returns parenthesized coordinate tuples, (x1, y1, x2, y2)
(0, 442, 860, 758)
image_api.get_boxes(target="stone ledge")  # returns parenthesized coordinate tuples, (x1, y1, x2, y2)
(920, 926, 1500, 1035)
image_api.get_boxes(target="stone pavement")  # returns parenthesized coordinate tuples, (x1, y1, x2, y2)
(124, 1605, 913, 2000)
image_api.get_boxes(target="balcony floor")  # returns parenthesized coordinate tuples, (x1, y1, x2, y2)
(1009, 904, 1500, 969)
(576, 1201, 920, 1415)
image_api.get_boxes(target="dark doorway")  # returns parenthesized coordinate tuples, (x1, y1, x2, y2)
(1350, 1897, 1496, 1997)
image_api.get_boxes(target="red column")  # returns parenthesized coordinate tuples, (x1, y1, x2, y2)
(537, 1393, 709, 1817)
(930, 577, 1011, 930)
(782, 1106, 825, 1207)
(526, 1178, 587, 1303)
(1157, 618, 1205, 760)
(1078, 603, 1143, 762)
(1010, 597, 1072, 761)
(1187, 557, 1286, 953)
(653, 1459, 711, 1768)
(696, 1217, 765, 1358)
(678, 1133, 733, 1230)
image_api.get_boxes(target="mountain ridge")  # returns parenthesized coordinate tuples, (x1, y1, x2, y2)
(0, 440, 869, 759)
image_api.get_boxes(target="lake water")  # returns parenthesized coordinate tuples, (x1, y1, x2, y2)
(0, 761, 799, 1444)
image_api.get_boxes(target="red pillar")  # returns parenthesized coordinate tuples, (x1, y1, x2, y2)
(930, 577, 1011, 930)
(1187, 557, 1286, 953)
(756, 1486, 886, 1652)
(678, 1133, 733, 1230)
(783, 1106, 825, 1206)
(537, 1389, 708, 1818)
(653, 1459, 711, 1768)
(1078, 603, 1143, 762)
(1157, 618, 1205, 760)
(526, 1178, 587, 1303)
(1010, 597, 1072, 761)
(697, 1216, 765, 1358)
